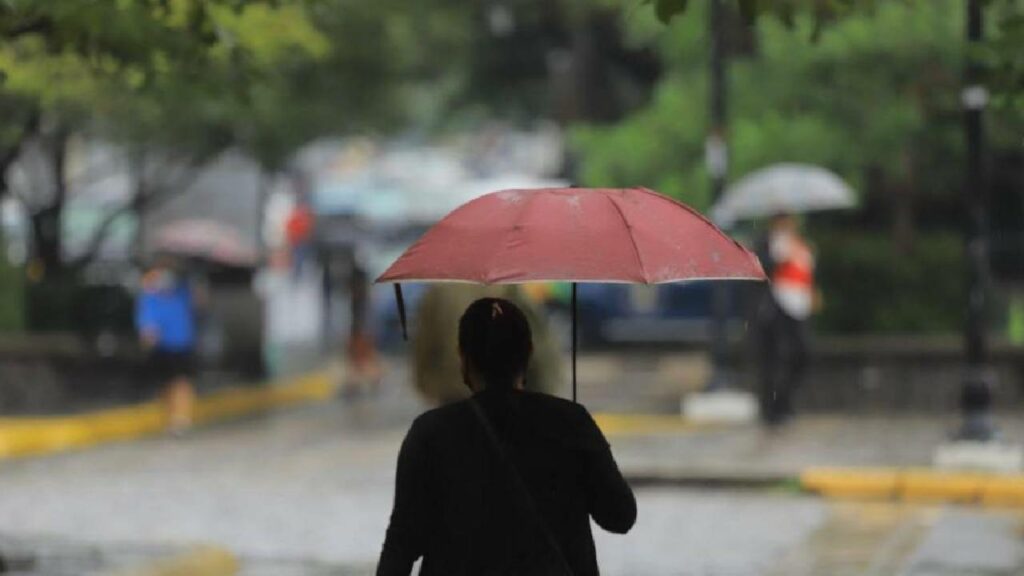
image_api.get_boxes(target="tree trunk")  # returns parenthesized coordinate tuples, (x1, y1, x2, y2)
(130, 152, 147, 265)
(0, 111, 41, 200)
(72, 152, 202, 269)
(30, 129, 69, 272)
(30, 207, 61, 271)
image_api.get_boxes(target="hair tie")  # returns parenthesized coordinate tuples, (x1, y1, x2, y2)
(491, 302, 503, 319)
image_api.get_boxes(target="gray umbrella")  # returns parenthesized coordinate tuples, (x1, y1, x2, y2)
(711, 163, 856, 227)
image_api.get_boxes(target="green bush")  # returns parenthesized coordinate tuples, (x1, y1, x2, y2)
(812, 231, 964, 334)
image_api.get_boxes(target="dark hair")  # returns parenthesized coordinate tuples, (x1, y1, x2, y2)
(458, 297, 533, 390)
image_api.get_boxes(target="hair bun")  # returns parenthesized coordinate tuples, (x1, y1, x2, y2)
(459, 297, 533, 389)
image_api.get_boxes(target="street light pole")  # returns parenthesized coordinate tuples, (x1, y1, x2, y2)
(706, 0, 731, 390)
(959, 0, 995, 441)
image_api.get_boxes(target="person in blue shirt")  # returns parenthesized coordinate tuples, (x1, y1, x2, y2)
(136, 259, 198, 435)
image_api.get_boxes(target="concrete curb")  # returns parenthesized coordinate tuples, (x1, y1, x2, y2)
(623, 466, 1024, 508)
(0, 371, 334, 460)
(592, 413, 717, 437)
(109, 546, 238, 576)
(625, 469, 794, 489)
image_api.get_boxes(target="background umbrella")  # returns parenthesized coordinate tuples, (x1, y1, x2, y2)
(710, 163, 857, 227)
(151, 219, 258, 267)
(377, 187, 765, 402)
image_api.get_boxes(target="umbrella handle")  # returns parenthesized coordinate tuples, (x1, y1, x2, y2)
(572, 282, 577, 403)
(394, 284, 408, 341)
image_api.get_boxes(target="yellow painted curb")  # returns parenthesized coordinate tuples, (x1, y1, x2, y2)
(193, 371, 335, 425)
(801, 466, 1024, 507)
(110, 545, 238, 576)
(592, 412, 711, 437)
(901, 470, 986, 504)
(0, 371, 335, 460)
(801, 468, 899, 500)
(980, 476, 1024, 507)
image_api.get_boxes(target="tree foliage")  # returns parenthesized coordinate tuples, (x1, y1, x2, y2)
(0, 1, 332, 164)
(0, 0, 420, 269)
(582, 0, 1022, 334)
(648, 0, 1024, 102)
(573, 0, 1008, 217)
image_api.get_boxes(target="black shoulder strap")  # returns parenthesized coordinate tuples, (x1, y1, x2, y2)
(469, 399, 575, 576)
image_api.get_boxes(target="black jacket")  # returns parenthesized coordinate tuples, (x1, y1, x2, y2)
(377, 388, 637, 576)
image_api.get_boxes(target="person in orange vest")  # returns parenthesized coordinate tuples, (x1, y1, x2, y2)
(755, 213, 819, 426)
(285, 199, 315, 280)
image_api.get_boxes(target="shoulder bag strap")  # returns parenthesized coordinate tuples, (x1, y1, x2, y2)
(469, 399, 574, 576)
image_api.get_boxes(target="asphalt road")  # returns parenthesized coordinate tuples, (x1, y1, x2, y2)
(0, 367, 1021, 575)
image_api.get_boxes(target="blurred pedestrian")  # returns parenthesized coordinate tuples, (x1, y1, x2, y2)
(136, 258, 198, 435)
(345, 261, 382, 392)
(378, 298, 636, 576)
(755, 213, 818, 425)
(413, 284, 563, 405)
(285, 196, 315, 280)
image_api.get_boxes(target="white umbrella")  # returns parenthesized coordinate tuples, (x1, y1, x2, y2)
(711, 163, 856, 227)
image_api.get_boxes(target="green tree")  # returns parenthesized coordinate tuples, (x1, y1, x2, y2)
(0, 1, 328, 269)
(573, 0, 975, 237)
(579, 0, 1023, 334)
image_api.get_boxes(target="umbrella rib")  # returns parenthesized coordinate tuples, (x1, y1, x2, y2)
(606, 193, 648, 283)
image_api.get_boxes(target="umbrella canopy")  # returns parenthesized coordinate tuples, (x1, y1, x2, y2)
(379, 187, 764, 285)
(377, 187, 765, 403)
(152, 219, 258, 267)
(710, 163, 856, 227)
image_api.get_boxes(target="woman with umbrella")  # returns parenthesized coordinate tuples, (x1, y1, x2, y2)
(754, 212, 818, 425)
(378, 297, 636, 575)
(712, 163, 856, 425)
(376, 187, 766, 574)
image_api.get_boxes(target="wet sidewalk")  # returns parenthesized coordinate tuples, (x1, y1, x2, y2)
(2, 360, 1023, 574)
(610, 414, 1024, 481)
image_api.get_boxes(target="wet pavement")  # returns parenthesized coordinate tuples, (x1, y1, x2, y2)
(0, 360, 1022, 574)
(611, 414, 1024, 481)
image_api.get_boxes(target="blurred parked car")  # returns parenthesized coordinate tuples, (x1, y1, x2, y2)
(572, 283, 753, 347)
(369, 277, 755, 350)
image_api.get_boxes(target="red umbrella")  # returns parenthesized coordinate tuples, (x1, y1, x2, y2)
(152, 219, 258, 267)
(377, 187, 765, 401)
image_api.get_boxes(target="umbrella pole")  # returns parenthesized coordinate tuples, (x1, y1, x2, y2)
(572, 282, 578, 403)
(394, 283, 408, 341)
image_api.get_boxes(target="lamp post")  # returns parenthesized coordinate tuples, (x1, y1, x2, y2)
(959, 0, 995, 441)
(706, 0, 731, 390)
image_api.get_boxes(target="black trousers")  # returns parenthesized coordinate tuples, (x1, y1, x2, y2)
(756, 299, 809, 424)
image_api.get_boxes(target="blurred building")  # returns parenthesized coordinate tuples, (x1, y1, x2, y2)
(285, 124, 569, 350)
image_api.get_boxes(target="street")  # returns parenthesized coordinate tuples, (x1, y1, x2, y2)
(0, 364, 1022, 575)
(2, 0, 1023, 573)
